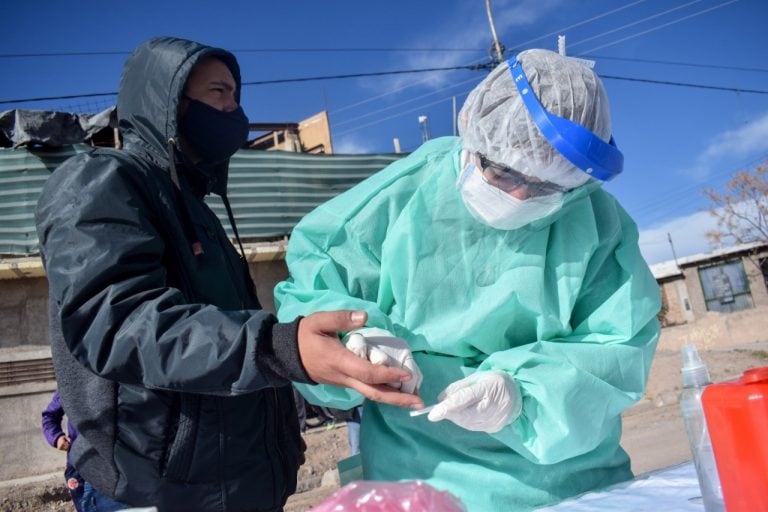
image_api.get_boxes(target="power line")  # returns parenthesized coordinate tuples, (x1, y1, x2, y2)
(567, 0, 710, 50)
(331, 0, 648, 136)
(330, 0, 743, 136)
(0, 91, 117, 105)
(1, 1, 757, 110)
(509, 0, 649, 51)
(335, 92, 470, 137)
(330, 1, 648, 132)
(0, 64, 486, 105)
(627, 153, 768, 224)
(0, 47, 486, 59)
(331, 55, 491, 115)
(334, 76, 480, 127)
(4, 69, 763, 107)
(588, 55, 768, 74)
(0, 51, 129, 59)
(241, 64, 487, 86)
(577, 0, 738, 55)
(600, 75, 767, 94)
(238, 48, 484, 54)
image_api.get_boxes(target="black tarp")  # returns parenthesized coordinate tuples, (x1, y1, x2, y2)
(0, 107, 116, 148)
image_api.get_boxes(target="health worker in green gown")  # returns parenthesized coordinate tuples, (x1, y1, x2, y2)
(275, 48, 661, 511)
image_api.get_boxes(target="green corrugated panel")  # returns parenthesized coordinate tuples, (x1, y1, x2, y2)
(0, 146, 404, 256)
(0, 146, 87, 255)
(211, 150, 404, 240)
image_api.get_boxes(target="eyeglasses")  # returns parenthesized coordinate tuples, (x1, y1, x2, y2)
(477, 154, 565, 197)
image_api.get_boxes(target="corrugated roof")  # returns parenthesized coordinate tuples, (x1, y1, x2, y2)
(0, 145, 404, 256)
(649, 241, 767, 280)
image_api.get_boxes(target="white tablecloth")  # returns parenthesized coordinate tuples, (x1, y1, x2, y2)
(536, 461, 705, 511)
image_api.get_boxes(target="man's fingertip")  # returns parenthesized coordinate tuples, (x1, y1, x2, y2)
(350, 310, 366, 324)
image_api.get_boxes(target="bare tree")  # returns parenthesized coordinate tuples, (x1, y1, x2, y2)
(703, 162, 768, 250)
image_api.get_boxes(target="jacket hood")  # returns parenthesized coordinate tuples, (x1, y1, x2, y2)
(116, 37, 242, 194)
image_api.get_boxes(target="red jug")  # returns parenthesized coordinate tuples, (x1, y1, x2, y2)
(702, 366, 768, 512)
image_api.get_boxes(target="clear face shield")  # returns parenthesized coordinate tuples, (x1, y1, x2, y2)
(508, 58, 623, 183)
(456, 55, 624, 230)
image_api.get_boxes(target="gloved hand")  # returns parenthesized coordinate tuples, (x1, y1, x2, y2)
(428, 370, 522, 433)
(344, 328, 423, 395)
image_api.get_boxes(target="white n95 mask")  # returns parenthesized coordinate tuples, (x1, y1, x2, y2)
(456, 158, 564, 230)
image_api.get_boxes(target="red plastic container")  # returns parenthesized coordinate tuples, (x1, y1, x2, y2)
(702, 366, 768, 512)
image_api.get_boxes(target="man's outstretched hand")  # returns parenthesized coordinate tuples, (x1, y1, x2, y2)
(297, 310, 424, 409)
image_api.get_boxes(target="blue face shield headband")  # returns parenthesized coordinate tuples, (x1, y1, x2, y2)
(508, 58, 623, 182)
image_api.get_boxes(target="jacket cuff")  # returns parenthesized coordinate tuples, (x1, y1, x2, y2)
(257, 317, 315, 385)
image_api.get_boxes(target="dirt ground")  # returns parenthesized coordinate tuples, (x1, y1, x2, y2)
(2, 341, 767, 512)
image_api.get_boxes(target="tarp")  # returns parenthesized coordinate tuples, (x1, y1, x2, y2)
(0, 107, 116, 148)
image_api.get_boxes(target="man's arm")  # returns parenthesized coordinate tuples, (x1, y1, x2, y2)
(36, 153, 422, 408)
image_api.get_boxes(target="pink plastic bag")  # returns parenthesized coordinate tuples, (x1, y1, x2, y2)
(310, 480, 466, 512)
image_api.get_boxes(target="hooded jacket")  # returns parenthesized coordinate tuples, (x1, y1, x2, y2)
(35, 37, 309, 512)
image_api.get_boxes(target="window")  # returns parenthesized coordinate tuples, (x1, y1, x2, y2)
(698, 259, 753, 313)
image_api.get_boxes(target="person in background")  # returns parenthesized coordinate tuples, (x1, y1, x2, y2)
(35, 36, 421, 512)
(275, 49, 660, 511)
(42, 389, 85, 512)
(345, 405, 363, 456)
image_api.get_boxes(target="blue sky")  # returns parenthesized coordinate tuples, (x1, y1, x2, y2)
(2, 0, 767, 265)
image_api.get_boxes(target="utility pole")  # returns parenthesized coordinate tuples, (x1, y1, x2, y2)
(667, 232, 681, 268)
(485, 0, 505, 66)
(393, 137, 401, 154)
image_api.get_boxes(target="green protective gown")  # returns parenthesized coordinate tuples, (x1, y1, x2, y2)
(275, 136, 661, 511)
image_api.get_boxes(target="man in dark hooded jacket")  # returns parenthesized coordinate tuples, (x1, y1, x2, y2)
(35, 36, 422, 512)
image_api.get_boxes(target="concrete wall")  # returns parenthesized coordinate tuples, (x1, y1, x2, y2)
(658, 305, 768, 352)
(0, 277, 48, 349)
(0, 375, 61, 481)
(659, 279, 685, 327)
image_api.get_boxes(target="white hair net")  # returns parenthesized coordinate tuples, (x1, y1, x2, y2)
(458, 48, 612, 189)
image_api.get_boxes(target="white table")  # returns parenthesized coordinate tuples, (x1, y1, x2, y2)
(536, 461, 706, 511)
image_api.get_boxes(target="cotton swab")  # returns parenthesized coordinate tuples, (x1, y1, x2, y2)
(409, 404, 436, 417)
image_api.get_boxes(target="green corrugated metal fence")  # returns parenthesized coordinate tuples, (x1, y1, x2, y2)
(0, 146, 404, 256)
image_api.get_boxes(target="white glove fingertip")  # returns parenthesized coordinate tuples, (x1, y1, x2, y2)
(427, 404, 447, 422)
(346, 333, 368, 358)
(368, 347, 390, 366)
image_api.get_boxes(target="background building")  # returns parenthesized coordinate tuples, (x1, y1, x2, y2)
(651, 242, 768, 351)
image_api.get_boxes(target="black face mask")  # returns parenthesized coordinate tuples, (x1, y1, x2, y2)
(179, 97, 250, 164)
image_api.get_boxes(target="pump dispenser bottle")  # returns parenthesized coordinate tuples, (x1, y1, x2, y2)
(680, 344, 724, 512)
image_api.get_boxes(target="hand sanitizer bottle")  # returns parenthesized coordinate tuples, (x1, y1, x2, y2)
(680, 344, 724, 512)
